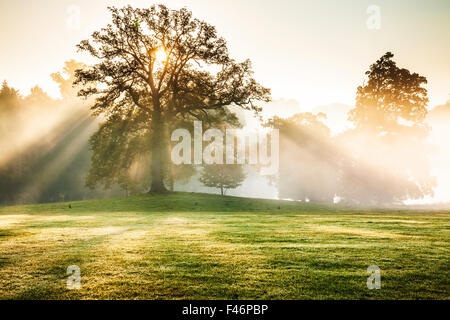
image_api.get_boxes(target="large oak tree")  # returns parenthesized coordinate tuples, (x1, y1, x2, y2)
(75, 5, 270, 192)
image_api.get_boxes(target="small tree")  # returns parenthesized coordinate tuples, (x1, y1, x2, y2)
(199, 164, 246, 196)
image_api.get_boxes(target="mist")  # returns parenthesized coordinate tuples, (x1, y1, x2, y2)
(1, 61, 449, 208)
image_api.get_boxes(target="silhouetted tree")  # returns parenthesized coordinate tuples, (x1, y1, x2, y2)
(341, 52, 435, 205)
(0, 81, 21, 115)
(75, 5, 270, 193)
(349, 52, 428, 131)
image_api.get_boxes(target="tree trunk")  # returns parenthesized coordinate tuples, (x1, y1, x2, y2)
(220, 186, 224, 196)
(150, 109, 168, 193)
(167, 137, 175, 192)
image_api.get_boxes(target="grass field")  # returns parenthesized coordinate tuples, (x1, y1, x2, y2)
(0, 192, 448, 300)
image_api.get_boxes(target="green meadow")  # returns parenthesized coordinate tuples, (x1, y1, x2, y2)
(0, 192, 448, 300)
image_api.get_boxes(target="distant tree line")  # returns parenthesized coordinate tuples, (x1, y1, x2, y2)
(0, 61, 125, 205)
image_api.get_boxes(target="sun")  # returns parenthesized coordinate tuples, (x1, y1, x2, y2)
(153, 47, 168, 63)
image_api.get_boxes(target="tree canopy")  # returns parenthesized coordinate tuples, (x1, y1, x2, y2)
(349, 52, 428, 133)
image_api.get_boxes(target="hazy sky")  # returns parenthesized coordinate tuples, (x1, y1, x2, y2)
(0, 0, 449, 110)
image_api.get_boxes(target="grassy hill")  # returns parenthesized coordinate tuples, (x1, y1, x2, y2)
(0, 192, 448, 299)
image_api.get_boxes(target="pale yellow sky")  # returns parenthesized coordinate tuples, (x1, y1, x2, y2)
(0, 0, 449, 110)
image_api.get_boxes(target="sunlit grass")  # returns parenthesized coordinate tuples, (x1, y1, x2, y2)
(0, 192, 448, 299)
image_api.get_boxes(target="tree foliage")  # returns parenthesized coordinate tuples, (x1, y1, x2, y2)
(349, 52, 428, 132)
